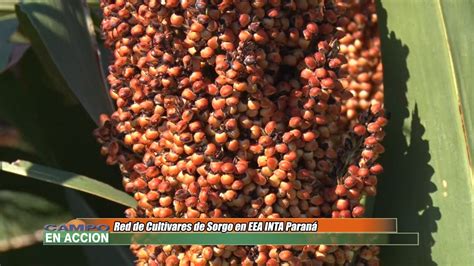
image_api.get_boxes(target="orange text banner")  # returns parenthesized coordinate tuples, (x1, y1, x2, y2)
(80, 218, 397, 233)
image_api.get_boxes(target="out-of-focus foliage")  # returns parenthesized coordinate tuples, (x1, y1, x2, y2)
(0, 1, 132, 265)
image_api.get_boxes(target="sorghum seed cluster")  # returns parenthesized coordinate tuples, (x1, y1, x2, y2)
(95, 0, 385, 265)
(339, 0, 383, 123)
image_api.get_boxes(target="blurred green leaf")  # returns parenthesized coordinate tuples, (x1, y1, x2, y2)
(15, 0, 113, 124)
(0, 0, 100, 15)
(0, 44, 122, 187)
(0, 160, 136, 208)
(0, 190, 70, 251)
(0, 243, 89, 266)
(0, 46, 124, 209)
(0, 14, 18, 71)
(0, 145, 71, 251)
(0, 50, 127, 263)
(375, 0, 473, 265)
(0, 1, 17, 12)
(0, 51, 53, 161)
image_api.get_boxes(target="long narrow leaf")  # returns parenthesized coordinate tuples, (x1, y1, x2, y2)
(0, 161, 136, 208)
(375, 1, 473, 265)
(15, 0, 113, 124)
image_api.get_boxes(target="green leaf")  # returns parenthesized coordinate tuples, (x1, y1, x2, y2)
(0, 190, 71, 251)
(0, 146, 71, 251)
(0, 50, 94, 166)
(0, 1, 99, 13)
(0, 46, 125, 217)
(374, 1, 473, 265)
(15, 0, 113, 124)
(0, 160, 136, 208)
(0, 1, 18, 12)
(0, 14, 18, 71)
(0, 32, 131, 266)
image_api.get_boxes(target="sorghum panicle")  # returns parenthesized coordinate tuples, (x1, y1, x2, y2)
(95, 0, 385, 265)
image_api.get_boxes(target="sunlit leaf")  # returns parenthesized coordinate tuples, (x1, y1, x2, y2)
(0, 160, 136, 208)
(375, 1, 474, 265)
